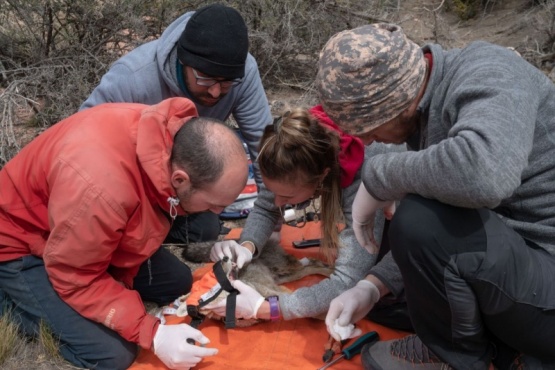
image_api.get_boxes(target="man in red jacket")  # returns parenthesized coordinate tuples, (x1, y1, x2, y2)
(0, 98, 248, 370)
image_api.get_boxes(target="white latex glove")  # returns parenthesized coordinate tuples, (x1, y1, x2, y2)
(352, 183, 395, 254)
(203, 279, 265, 319)
(153, 323, 218, 369)
(210, 240, 253, 269)
(325, 280, 380, 341)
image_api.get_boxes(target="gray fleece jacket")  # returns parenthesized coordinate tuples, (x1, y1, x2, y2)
(365, 41, 555, 297)
(240, 142, 402, 320)
(80, 11, 272, 186)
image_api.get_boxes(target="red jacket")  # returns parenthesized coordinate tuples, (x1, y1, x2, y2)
(0, 98, 197, 349)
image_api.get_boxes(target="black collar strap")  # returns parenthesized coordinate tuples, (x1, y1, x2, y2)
(212, 258, 239, 328)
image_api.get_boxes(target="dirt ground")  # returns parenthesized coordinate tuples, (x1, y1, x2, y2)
(398, 0, 546, 48)
(266, 0, 553, 118)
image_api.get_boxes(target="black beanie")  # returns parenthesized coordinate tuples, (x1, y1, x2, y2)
(177, 4, 249, 79)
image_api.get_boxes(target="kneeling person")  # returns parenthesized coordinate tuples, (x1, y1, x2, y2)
(0, 98, 248, 370)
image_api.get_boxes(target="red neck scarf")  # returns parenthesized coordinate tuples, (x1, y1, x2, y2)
(309, 105, 364, 188)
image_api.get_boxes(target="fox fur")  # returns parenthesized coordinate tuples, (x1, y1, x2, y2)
(175, 239, 349, 357)
(175, 238, 333, 326)
(181, 238, 334, 297)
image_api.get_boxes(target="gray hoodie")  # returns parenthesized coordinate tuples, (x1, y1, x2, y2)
(80, 11, 272, 185)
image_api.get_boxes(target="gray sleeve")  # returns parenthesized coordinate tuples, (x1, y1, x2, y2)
(80, 63, 138, 111)
(279, 226, 378, 320)
(232, 55, 273, 187)
(368, 251, 404, 298)
(80, 41, 173, 111)
(238, 185, 281, 256)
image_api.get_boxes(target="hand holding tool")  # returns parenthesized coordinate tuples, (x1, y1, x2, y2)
(317, 331, 379, 370)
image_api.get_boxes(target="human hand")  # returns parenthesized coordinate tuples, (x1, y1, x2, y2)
(153, 323, 218, 369)
(352, 184, 395, 254)
(210, 240, 253, 269)
(325, 280, 380, 341)
(203, 279, 264, 320)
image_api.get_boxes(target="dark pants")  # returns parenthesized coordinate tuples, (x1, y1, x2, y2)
(389, 194, 555, 369)
(0, 247, 192, 370)
(366, 219, 414, 332)
(164, 212, 221, 244)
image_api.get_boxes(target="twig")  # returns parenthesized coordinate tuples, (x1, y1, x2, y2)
(432, 0, 446, 13)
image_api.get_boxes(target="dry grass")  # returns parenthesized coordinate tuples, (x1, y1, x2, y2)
(0, 312, 83, 370)
(0, 311, 22, 364)
(37, 321, 64, 363)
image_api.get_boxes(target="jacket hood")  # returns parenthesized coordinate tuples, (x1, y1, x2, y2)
(136, 97, 198, 215)
(156, 12, 195, 93)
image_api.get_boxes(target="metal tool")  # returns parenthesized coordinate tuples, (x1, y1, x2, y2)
(322, 337, 348, 363)
(322, 349, 335, 363)
(317, 331, 379, 370)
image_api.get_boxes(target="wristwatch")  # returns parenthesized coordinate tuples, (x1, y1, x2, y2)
(266, 296, 280, 321)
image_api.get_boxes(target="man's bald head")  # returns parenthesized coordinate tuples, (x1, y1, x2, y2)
(171, 117, 247, 189)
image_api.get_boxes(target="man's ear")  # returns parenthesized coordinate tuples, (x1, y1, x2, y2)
(171, 169, 191, 190)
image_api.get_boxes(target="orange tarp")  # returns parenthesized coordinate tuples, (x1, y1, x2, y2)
(129, 222, 409, 369)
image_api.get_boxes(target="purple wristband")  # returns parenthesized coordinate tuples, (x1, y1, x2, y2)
(267, 296, 279, 321)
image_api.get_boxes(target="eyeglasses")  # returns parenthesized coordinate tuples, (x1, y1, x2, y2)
(191, 68, 242, 89)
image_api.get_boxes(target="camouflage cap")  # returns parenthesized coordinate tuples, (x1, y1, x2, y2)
(316, 23, 426, 136)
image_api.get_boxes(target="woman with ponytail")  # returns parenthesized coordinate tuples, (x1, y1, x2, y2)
(207, 106, 411, 331)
